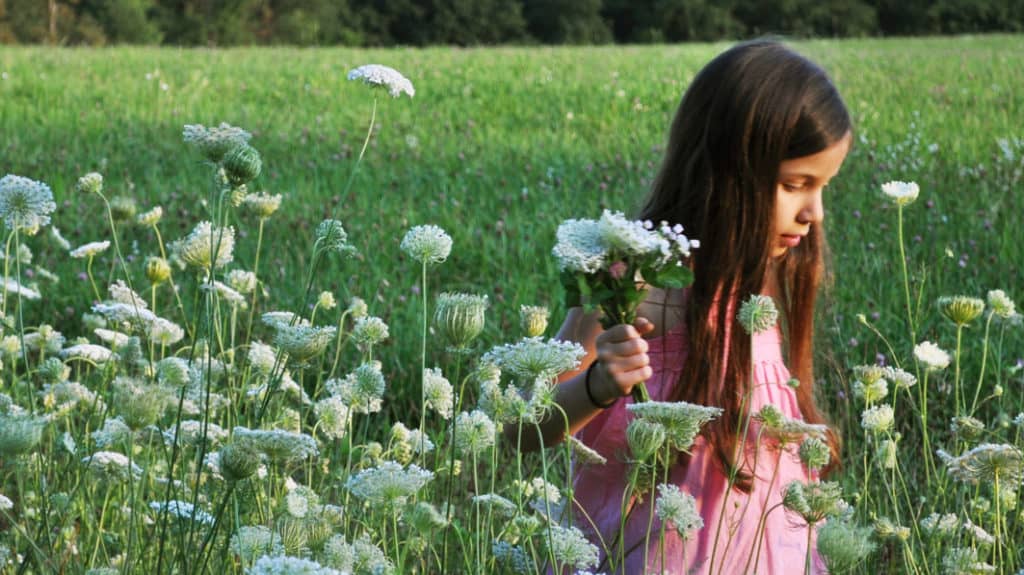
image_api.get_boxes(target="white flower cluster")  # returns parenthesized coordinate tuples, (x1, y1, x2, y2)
(345, 461, 434, 507)
(880, 180, 920, 206)
(271, 323, 336, 363)
(352, 316, 389, 347)
(232, 426, 319, 464)
(182, 122, 252, 163)
(169, 221, 235, 270)
(0, 174, 57, 232)
(914, 341, 950, 371)
(452, 409, 496, 455)
(754, 405, 829, 444)
(937, 443, 1023, 487)
(400, 224, 452, 265)
(70, 241, 110, 259)
(149, 500, 215, 525)
(163, 420, 228, 447)
(60, 343, 115, 364)
(327, 362, 386, 414)
(82, 451, 143, 481)
(322, 532, 393, 574)
(545, 524, 599, 571)
(860, 405, 895, 434)
(987, 289, 1016, 318)
(314, 396, 351, 440)
(423, 367, 454, 419)
(737, 294, 778, 335)
(552, 210, 698, 274)
(655, 483, 703, 539)
(627, 400, 723, 452)
(347, 64, 415, 98)
(247, 555, 343, 575)
(229, 526, 282, 563)
(482, 336, 585, 382)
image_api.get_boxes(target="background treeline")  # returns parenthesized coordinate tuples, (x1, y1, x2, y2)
(1, 0, 1022, 46)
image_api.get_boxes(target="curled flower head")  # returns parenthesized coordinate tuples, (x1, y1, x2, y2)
(137, 205, 163, 226)
(182, 122, 252, 163)
(737, 294, 778, 335)
(347, 64, 415, 98)
(401, 224, 452, 265)
(170, 221, 235, 270)
(145, 256, 172, 285)
(655, 483, 703, 539)
(352, 316, 389, 347)
(881, 180, 919, 206)
(434, 292, 488, 348)
(937, 295, 985, 326)
(567, 435, 607, 466)
(799, 436, 832, 472)
(272, 323, 336, 364)
(315, 219, 357, 257)
(327, 362, 386, 414)
(986, 289, 1016, 319)
(70, 241, 110, 259)
(226, 269, 258, 294)
(782, 480, 846, 525)
(938, 443, 1024, 488)
(519, 305, 549, 337)
(914, 341, 950, 371)
(242, 191, 282, 219)
(76, 172, 103, 195)
(0, 174, 56, 231)
(626, 418, 668, 461)
(0, 414, 46, 456)
(222, 143, 262, 186)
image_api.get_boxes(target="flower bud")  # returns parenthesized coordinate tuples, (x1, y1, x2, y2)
(76, 172, 103, 195)
(219, 442, 260, 482)
(222, 144, 262, 186)
(275, 516, 308, 555)
(519, 305, 549, 337)
(626, 418, 667, 461)
(145, 256, 172, 285)
(229, 183, 248, 207)
(435, 292, 488, 349)
(798, 436, 831, 472)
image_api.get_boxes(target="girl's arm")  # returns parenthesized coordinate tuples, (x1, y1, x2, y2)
(510, 307, 654, 452)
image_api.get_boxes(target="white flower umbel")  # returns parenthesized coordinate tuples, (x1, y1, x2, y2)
(914, 341, 950, 371)
(545, 524, 599, 571)
(452, 410, 496, 455)
(351, 315, 389, 347)
(0, 493, 12, 510)
(248, 555, 344, 575)
(82, 451, 143, 481)
(60, 344, 114, 364)
(423, 367, 454, 419)
(69, 241, 110, 259)
(0, 174, 57, 231)
(242, 191, 282, 219)
(347, 64, 415, 98)
(271, 324, 336, 364)
(627, 400, 723, 452)
(987, 289, 1016, 319)
(229, 526, 282, 564)
(937, 443, 1024, 488)
(149, 500, 215, 525)
(232, 426, 319, 464)
(400, 224, 452, 265)
(860, 405, 895, 434)
(2, 277, 40, 300)
(169, 221, 235, 270)
(327, 362, 386, 414)
(655, 483, 703, 539)
(345, 461, 434, 507)
(552, 218, 606, 274)
(482, 336, 585, 382)
(314, 396, 350, 440)
(567, 435, 607, 465)
(737, 294, 779, 335)
(182, 122, 252, 163)
(598, 210, 670, 257)
(137, 205, 163, 226)
(881, 181, 920, 206)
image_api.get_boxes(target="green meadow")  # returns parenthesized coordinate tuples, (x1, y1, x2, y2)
(0, 35, 1022, 572)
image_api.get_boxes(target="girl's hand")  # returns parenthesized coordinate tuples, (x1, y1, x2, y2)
(591, 317, 655, 401)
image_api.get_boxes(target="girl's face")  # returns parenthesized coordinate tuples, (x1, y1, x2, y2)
(770, 132, 852, 259)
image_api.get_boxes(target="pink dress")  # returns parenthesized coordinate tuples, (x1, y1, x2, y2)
(571, 322, 826, 574)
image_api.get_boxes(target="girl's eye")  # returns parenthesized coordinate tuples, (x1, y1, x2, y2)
(782, 182, 803, 192)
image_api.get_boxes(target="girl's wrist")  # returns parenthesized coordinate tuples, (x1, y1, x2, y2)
(584, 362, 619, 409)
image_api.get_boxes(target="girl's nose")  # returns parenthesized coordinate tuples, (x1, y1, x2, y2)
(798, 190, 825, 224)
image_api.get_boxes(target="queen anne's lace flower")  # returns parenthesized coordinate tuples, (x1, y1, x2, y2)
(519, 305, 549, 337)
(83, 451, 143, 481)
(545, 524, 599, 571)
(137, 205, 163, 226)
(352, 316, 389, 347)
(452, 410, 496, 455)
(345, 461, 433, 507)
(423, 367, 454, 419)
(798, 436, 832, 471)
(567, 435, 607, 465)
(70, 241, 110, 259)
(482, 337, 585, 382)
(248, 555, 343, 575)
(914, 341, 950, 371)
(816, 517, 876, 572)
(937, 295, 985, 326)
(655, 483, 703, 539)
(627, 400, 723, 451)
(987, 289, 1016, 318)
(170, 221, 235, 270)
(920, 512, 960, 537)
(232, 426, 319, 464)
(737, 294, 779, 335)
(782, 480, 846, 524)
(327, 362, 386, 414)
(0, 174, 57, 231)
(937, 443, 1024, 488)
(60, 344, 114, 363)
(242, 191, 282, 219)
(149, 500, 215, 525)
(347, 64, 415, 98)
(860, 405, 895, 434)
(229, 526, 282, 563)
(881, 180, 919, 206)
(883, 366, 917, 389)
(472, 493, 517, 516)
(182, 122, 252, 163)
(314, 396, 350, 440)
(552, 218, 606, 274)
(434, 292, 488, 348)
(271, 324, 336, 363)
(401, 224, 452, 265)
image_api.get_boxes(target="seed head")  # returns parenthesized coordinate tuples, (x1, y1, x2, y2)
(434, 292, 488, 348)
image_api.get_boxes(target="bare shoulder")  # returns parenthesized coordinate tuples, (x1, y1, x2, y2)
(636, 287, 687, 338)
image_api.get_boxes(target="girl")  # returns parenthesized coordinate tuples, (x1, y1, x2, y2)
(524, 40, 850, 574)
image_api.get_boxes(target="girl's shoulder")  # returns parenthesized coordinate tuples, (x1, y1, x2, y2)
(637, 287, 688, 339)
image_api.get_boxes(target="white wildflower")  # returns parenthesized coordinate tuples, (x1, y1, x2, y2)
(881, 181, 919, 206)
(169, 221, 235, 270)
(914, 341, 950, 371)
(546, 524, 599, 571)
(423, 367, 454, 419)
(0, 174, 56, 231)
(482, 336, 585, 382)
(860, 405, 895, 434)
(452, 410, 496, 455)
(345, 461, 434, 507)
(327, 362, 386, 414)
(182, 122, 251, 163)
(60, 344, 114, 363)
(347, 64, 415, 98)
(149, 500, 215, 525)
(655, 483, 703, 539)
(401, 224, 452, 265)
(70, 241, 110, 259)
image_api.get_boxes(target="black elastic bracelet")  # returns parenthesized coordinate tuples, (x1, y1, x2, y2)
(584, 362, 618, 409)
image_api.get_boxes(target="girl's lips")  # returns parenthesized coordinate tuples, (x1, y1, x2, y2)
(781, 234, 802, 247)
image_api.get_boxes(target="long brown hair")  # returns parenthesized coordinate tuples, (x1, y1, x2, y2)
(638, 39, 848, 490)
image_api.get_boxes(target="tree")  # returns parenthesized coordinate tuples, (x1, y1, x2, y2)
(523, 0, 612, 44)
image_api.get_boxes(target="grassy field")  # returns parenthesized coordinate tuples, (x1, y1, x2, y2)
(0, 35, 1023, 573)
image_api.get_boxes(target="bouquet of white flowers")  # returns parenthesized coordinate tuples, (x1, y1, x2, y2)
(553, 210, 698, 402)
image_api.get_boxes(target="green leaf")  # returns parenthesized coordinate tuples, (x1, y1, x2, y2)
(652, 265, 693, 289)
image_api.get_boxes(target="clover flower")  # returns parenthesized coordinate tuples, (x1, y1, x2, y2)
(70, 241, 110, 259)
(272, 324, 336, 364)
(914, 341, 950, 371)
(149, 500, 215, 525)
(817, 517, 876, 573)
(345, 461, 433, 507)
(627, 400, 723, 452)
(937, 443, 1023, 488)
(315, 219, 357, 257)
(0, 174, 57, 231)
(83, 451, 143, 481)
(423, 367, 454, 419)
(782, 481, 846, 524)
(434, 292, 488, 348)
(137, 205, 163, 226)
(76, 172, 103, 195)
(401, 224, 452, 265)
(452, 409, 496, 455)
(248, 555, 343, 575)
(986, 289, 1016, 319)
(170, 221, 235, 270)
(347, 64, 415, 98)
(655, 483, 703, 539)
(937, 295, 985, 326)
(546, 524, 599, 571)
(233, 426, 319, 464)
(352, 316, 389, 347)
(519, 305, 549, 337)
(860, 405, 895, 434)
(880, 180, 919, 206)
(482, 336, 585, 382)
(327, 362, 386, 414)
(737, 294, 778, 335)
(242, 191, 282, 219)
(182, 122, 252, 163)
(314, 397, 350, 441)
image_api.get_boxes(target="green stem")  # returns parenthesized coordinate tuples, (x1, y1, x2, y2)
(969, 311, 995, 414)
